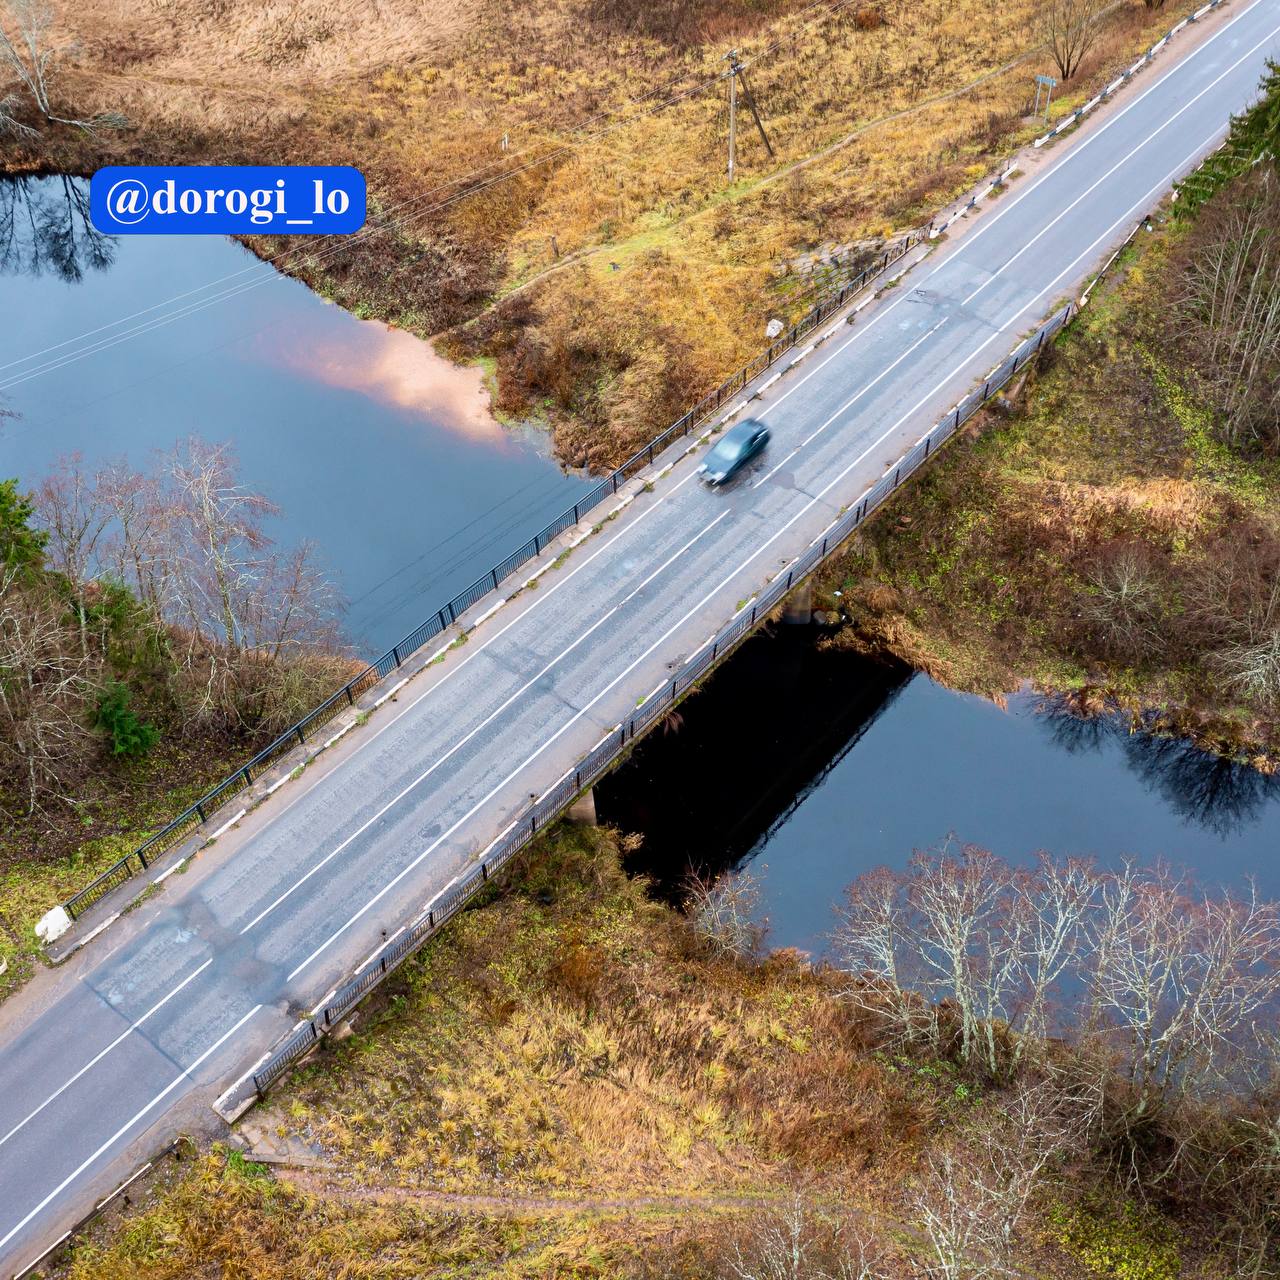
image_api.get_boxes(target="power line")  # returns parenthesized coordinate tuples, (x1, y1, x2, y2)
(0, 60, 730, 380)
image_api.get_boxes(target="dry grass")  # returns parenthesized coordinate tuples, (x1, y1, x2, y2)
(50, 825, 946, 1278)
(261, 825, 930, 1201)
(11, 0, 1211, 465)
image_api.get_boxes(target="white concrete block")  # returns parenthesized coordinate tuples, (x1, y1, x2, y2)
(36, 905, 72, 944)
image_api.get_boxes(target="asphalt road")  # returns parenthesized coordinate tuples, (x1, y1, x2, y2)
(2, 2, 1278, 1271)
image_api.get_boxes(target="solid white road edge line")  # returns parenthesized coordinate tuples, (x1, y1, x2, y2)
(0, 958, 213, 1153)
(0, 1004, 262, 1252)
(223, 0, 1258, 858)
(239, 511, 731, 936)
(284, 100, 1251, 988)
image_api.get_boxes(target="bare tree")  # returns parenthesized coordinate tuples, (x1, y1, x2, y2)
(838, 843, 1100, 1077)
(1042, 0, 1106, 82)
(29, 445, 346, 737)
(1078, 545, 1167, 662)
(686, 865, 766, 962)
(0, 564, 98, 811)
(837, 849, 1280, 1092)
(913, 1080, 1090, 1279)
(0, 0, 126, 134)
(1084, 863, 1280, 1098)
(35, 454, 111, 592)
(1175, 170, 1280, 449)
(0, 86, 31, 137)
(97, 460, 171, 616)
(723, 1194, 890, 1280)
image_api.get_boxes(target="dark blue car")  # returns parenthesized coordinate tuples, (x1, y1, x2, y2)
(698, 418, 770, 486)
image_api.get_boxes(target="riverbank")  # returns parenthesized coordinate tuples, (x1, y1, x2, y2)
(0, 455, 358, 1002)
(2, 0, 1216, 468)
(41, 824, 1276, 1278)
(819, 81, 1280, 762)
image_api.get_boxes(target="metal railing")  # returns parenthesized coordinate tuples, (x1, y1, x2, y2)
(249, 300, 1075, 1096)
(59, 227, 928, 924)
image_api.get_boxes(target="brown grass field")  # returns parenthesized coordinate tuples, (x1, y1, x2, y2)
(818, 187, 1280, 763)
(6, 0, 1212, 465)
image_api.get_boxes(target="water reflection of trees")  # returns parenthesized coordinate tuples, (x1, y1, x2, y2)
(0, 175, 115, 280)
(1036, 692, 1280, 837)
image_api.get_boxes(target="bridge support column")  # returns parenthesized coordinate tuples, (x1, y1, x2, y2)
(567, 787, 598, 826)
(782, 580, 814, 625)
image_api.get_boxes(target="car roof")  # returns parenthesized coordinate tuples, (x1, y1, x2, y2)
(721, 418, 762, 443)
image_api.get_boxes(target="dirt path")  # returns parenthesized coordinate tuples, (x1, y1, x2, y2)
(284, 1167, 796, 1219)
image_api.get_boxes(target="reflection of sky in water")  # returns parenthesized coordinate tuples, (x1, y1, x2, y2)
(0, 176, 588, 653)
(752, 681, 1280, 954)
(263, 321, 508, 445)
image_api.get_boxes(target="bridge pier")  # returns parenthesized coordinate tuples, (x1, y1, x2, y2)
(567, 787, 598, 826)
(782, 580, 814, 625)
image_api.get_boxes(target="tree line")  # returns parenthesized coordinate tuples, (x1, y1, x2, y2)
(0, 442, 349, 820)
(694, 844, 1280, 1276)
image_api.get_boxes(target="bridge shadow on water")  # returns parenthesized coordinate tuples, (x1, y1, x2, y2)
(595, 625, 913, 903)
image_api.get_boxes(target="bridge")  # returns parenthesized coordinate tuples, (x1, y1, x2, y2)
(2, 1, 1278, 1271)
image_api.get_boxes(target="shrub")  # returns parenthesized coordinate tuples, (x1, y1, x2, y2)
(94, 681, 159, 758)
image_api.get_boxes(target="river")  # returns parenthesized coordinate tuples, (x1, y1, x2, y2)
(597, 627, 1280, 954)
(0, 175, 589, 654)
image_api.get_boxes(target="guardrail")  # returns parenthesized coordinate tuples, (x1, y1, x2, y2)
(1033, 0, 1227, 150)
(10, 1139, 188, 1280)
(58, 227, 928, 925)
(249, 298, 1077, 1096)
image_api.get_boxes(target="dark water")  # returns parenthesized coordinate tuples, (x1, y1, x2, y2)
(0, 175, 589, 654)
(597, 627, 1280, 955)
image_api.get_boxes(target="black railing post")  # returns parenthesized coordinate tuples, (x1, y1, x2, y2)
(243, 764, 253, 786)
(954, 408, 961, 430)
(138, 847, 149, 870)
(446, 601, 456, 625)
(196, 802, 207, 823)
(573, 503, 580, 523)
(983, 380, 990, 399)
(295, 726, 305, 747)
(392, 645, 401, 667)
(490, 568, 499, 591)
(925, 436, 931, 456)
(346, 686, 355, 706)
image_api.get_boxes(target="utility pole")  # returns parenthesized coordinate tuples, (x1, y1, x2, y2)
(724, 48, 739, 183)
(723, 48, 773, 184)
